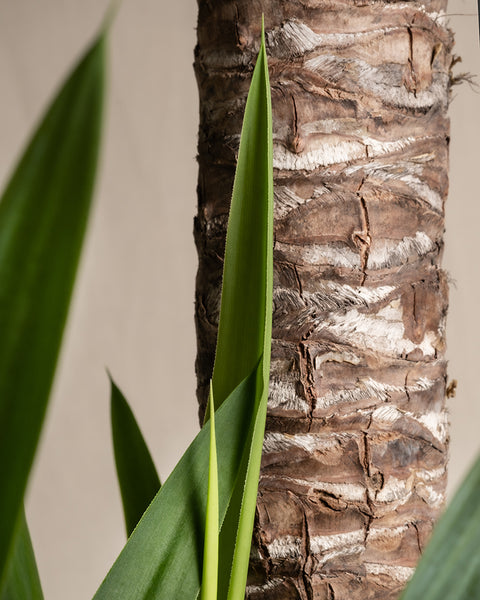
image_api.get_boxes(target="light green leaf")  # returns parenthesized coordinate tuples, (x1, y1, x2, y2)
(0, 33, 105, 588)
(401, 453, 480, 600)
(200, 383, 219, 600)
(93, 367, 258, 600)
(1, 509, 43, 600)
(110, 376, 161, 537)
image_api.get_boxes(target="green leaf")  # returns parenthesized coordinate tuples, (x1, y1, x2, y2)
(93, 23, 272, 600)
(93, 367, 258, 600)
(0, 34, 105, 588)
(200, 383, 219, 600)
(401, 453, 480, 600)
(211, 20, 273, 411)
(1, 509, 43, 600)
(110, 376, 161, 537)
(212, 20, 273, 600)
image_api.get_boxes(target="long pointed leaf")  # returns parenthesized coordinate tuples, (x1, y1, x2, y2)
(213, 21, 273, 599)
(93, 367, 258, 600)
(401, 453, 480, 600)
(110, 376, 161, 537)
(0, 510, 43, 600)
(0, 34, 105, 587)
(211, 21, 273, 412)
(200, 383, 219, 600)
(94, 24, 272, 600)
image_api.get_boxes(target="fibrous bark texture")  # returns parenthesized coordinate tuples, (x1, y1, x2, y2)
(194, 1, 453, 598)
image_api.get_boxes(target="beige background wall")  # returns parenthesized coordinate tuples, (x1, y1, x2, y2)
(0, 1, 478, 599)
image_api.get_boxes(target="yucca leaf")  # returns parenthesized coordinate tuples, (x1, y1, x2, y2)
(0, 510, 43, 600)
(211, 20, 273, 412)
(93, 367, 258, 600)
(0, 33, 105, 588)
(94, 24, 272, 600)
(212, 20, 273, 599)
(200, 383, 219, 600)
(110, 376, 161, 537)
(401, 453, 480, 600)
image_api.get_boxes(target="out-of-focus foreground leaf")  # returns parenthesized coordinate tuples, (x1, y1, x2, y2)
(401, 453, 480, 600)
(212, 21, 273, 600)
(110, 376, 161, 537)
(0, 510, 43, 600)
(0, 34, 106, 589)
(93, 25, 272, 600)
(200, 384, 219, 600)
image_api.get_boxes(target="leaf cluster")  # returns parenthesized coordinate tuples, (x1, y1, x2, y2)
(0, 13, 479, 600)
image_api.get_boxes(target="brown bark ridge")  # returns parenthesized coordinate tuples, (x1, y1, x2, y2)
(194, 1, 453, 598)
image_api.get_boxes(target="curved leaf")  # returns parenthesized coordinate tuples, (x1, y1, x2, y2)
(0, 510, 43, 600)
(401, 453, 480, 600)
(0, 33, 105, 587)
(110, 376, 161, 537)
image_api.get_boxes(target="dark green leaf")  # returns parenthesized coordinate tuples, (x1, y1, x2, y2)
(0, 509, 43, 600)
(211, 22, 273, 412)
(0, 34, 105, 587)
(401, 453, 480, 600)
(212, 21, 273, 599)
(110, 376, 161, 537)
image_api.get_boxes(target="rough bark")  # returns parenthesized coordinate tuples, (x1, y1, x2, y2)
(194, 1, 453, 598)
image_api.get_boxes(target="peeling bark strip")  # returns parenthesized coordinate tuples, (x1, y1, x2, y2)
(194, 1, 452, 598)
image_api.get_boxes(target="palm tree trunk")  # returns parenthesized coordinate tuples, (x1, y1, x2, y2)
(194, 1, 453, 598)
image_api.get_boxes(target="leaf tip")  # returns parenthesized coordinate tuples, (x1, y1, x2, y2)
(106, 368, 119, 397)
(108, 371, 125, 419)
(101, 0, 122, 35)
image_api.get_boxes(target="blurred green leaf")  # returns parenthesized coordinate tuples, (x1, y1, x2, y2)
(0, 510, 43, 600)
(110, 376, 161, 537)
(0, 34, 105, 588)
(200, 383, 219, 600)
(401, 453, 480, 600)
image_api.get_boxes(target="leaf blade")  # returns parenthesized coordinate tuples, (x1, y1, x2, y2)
(0, 509, 43, 600)
(211, 22, 273, 411)
(94, 24, 273, 600)
(200, 383, 219, 600)
(110, 377, 161, 537)
(213, 21, 273, 599)
(93, 367, 258, 600)
(401, 453, 480, 600)
(0, 34, 105, 586)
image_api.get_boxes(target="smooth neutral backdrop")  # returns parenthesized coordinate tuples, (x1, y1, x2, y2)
(0, 2, 478, 599)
